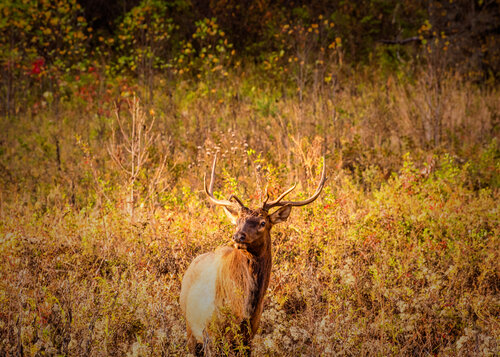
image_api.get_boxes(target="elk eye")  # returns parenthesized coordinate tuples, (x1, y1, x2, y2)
(260, 221, 266, 227)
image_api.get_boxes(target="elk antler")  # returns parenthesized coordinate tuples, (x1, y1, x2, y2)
(262, 157, 327, 211)
(204, 153, 246, 209)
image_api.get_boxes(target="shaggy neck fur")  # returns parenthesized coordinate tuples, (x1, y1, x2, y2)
(215, 230, 272, 336)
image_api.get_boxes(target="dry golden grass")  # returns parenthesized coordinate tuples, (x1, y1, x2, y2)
(0, 68, 498, 356)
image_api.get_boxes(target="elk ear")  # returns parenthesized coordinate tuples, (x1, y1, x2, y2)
(269, 205, 292, 225)
(223, 206, 239, 225)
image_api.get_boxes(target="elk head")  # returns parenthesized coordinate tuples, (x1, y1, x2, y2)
(204, 154, 326, 250)
(180, 154, 326, 356)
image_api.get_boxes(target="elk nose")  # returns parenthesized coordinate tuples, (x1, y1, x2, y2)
(233, 232, 246, 243)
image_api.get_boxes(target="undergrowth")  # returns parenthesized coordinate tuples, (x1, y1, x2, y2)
(0, 69, 499, 356)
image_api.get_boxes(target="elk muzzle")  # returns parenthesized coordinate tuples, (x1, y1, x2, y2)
(233, 231, 247, 243)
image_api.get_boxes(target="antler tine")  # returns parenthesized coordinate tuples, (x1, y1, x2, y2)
(204, 173, 233, 207)
(204, 153, 246, 208)
(261, 185, 270, 206)
(262, 183, 296, 211)
(229, 194, 246, 208)
(263, 157, 327, 211)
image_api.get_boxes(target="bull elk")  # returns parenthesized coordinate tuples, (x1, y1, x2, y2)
(180, 155, 326, 355)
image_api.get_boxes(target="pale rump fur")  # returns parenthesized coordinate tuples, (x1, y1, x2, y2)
(180, 251, 218, 342)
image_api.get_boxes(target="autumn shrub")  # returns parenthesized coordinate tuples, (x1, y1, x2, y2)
(0, 0, 91, 114)
(258, 14, 342, 100)
(173, 17, 236, 83)
(113, 0, 180, 96)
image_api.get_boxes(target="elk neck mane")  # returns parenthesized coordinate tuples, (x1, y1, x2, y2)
(214, 226, 272, 322)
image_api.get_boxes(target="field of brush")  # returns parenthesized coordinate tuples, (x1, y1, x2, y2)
(1, 67, 499, 356)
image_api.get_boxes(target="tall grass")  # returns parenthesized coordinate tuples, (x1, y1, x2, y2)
(0, 68, 498, 355)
